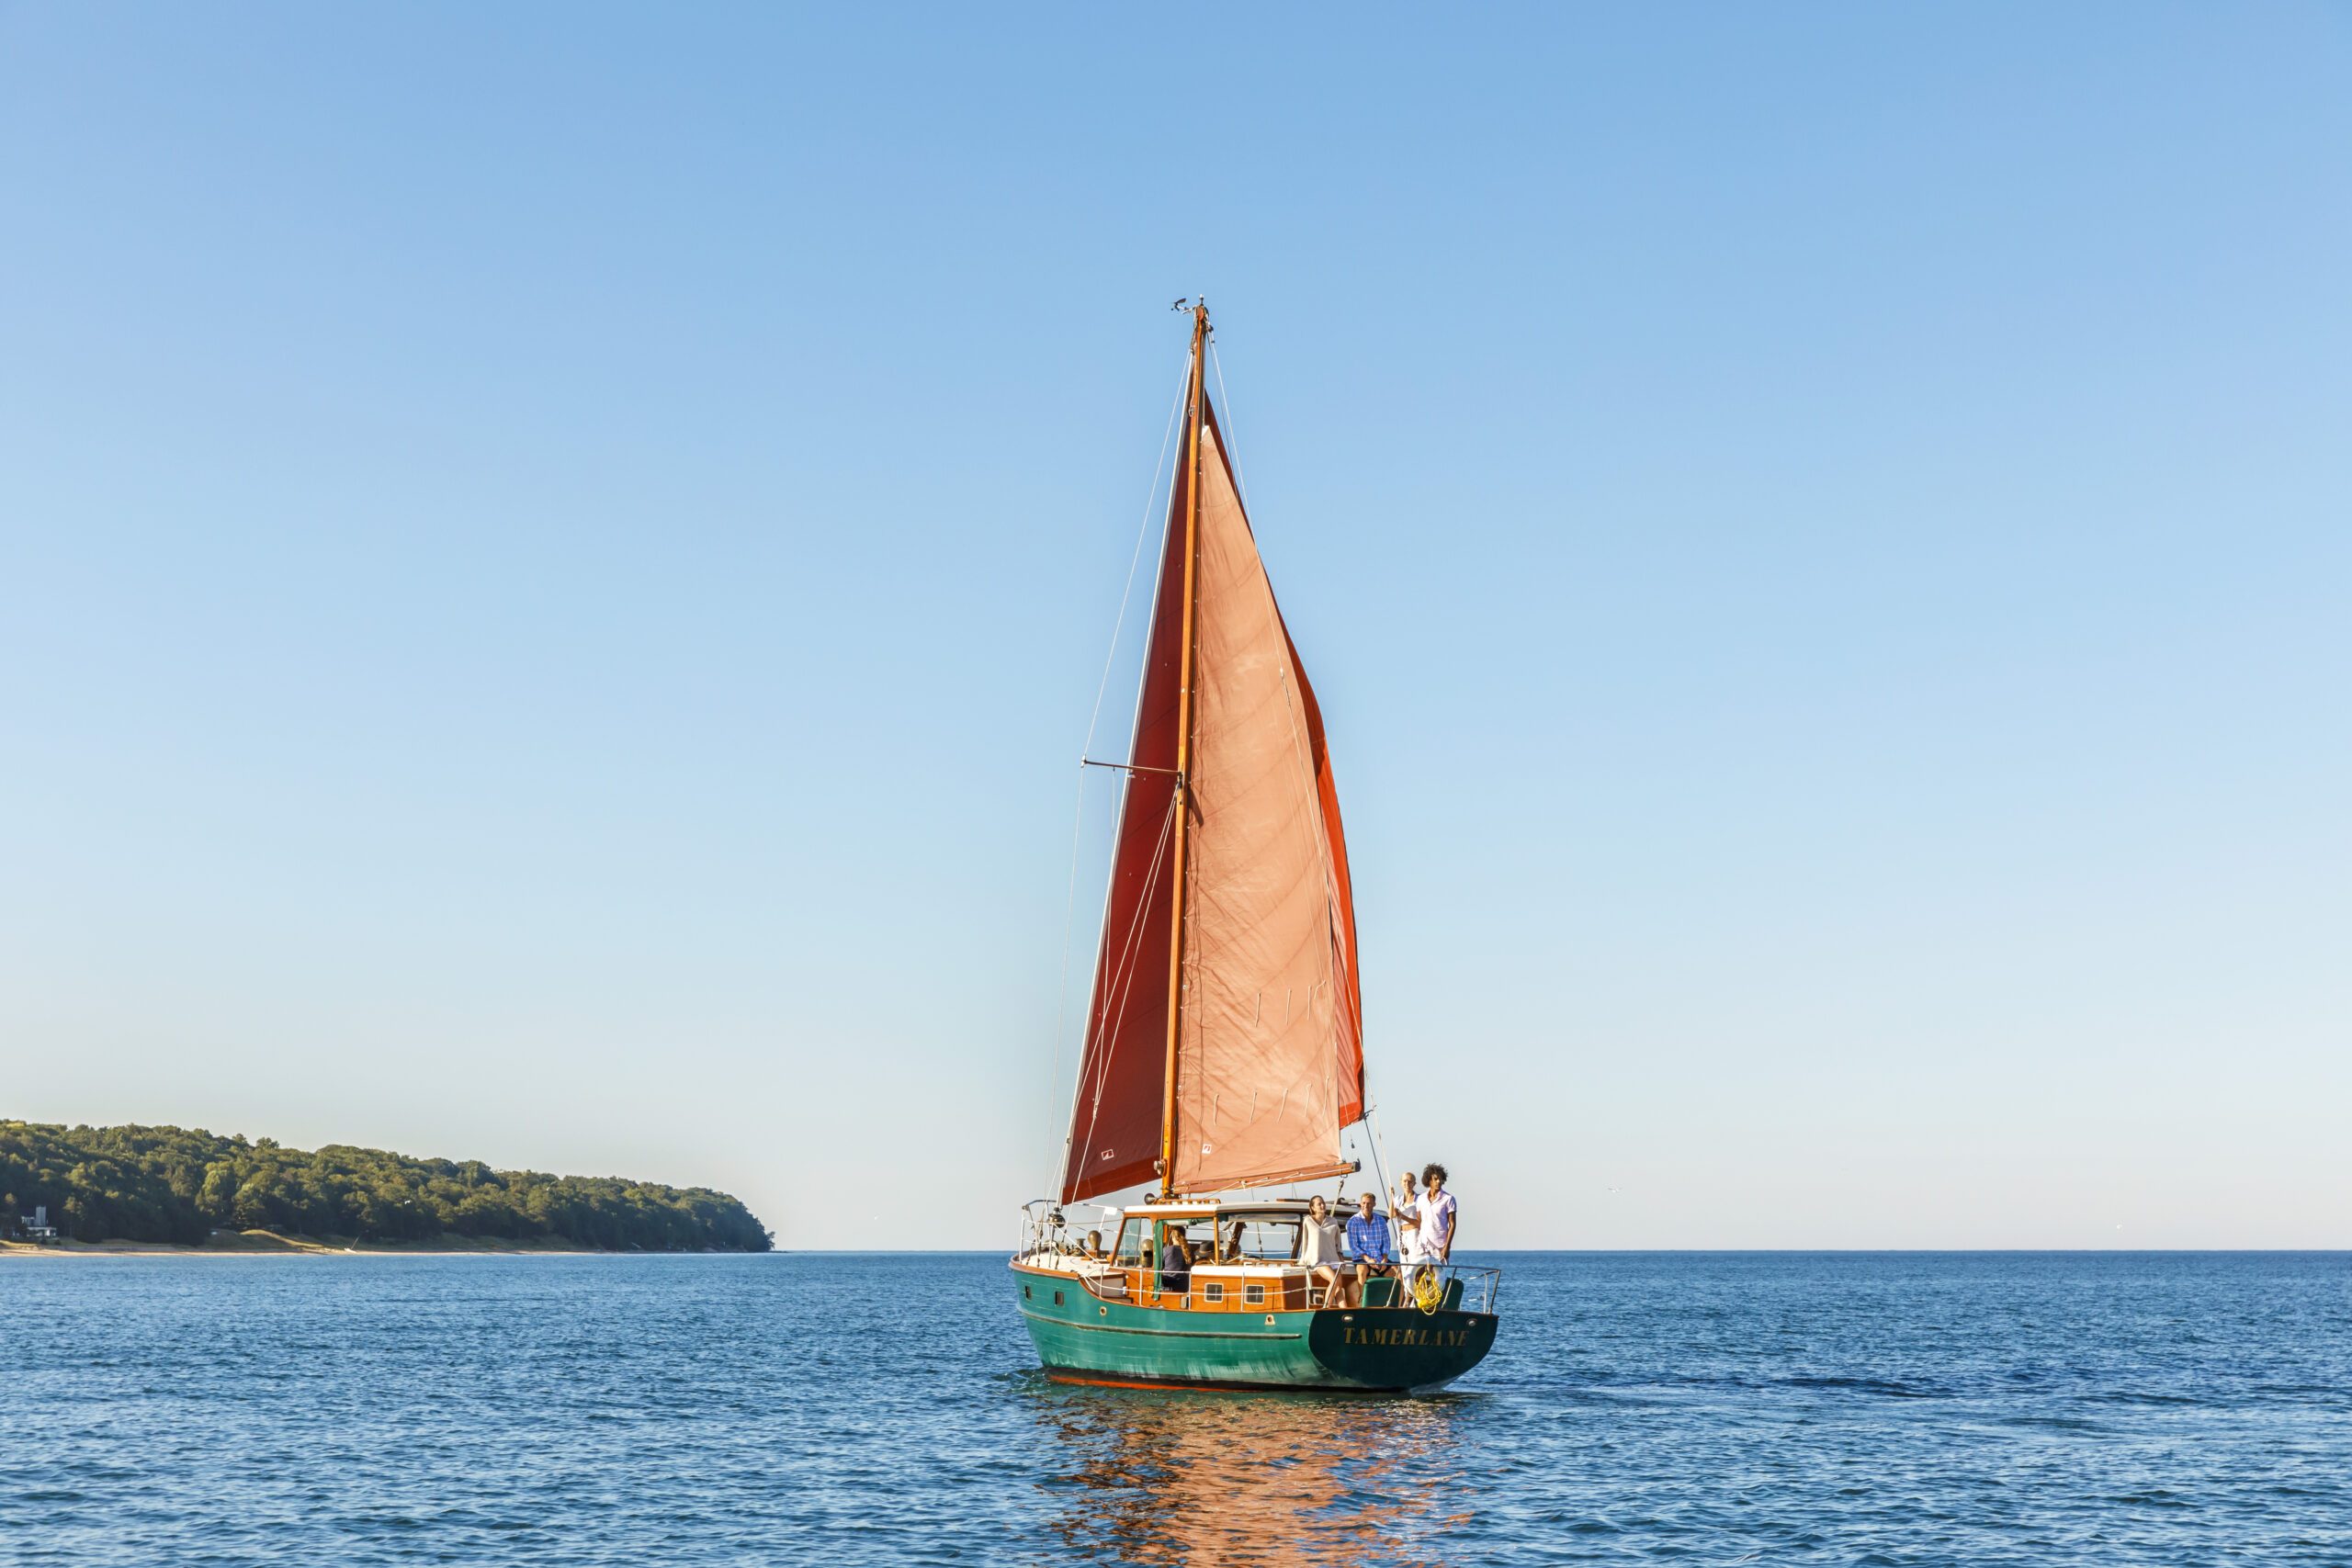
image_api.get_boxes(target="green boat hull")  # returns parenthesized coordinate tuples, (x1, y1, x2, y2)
(1012, 1266, 1497, 1393)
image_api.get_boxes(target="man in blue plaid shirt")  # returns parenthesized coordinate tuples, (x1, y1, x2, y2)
(1342, 1190, 1395, 1307)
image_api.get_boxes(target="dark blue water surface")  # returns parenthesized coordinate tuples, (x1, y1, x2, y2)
(3, 1252, 2346, 1564)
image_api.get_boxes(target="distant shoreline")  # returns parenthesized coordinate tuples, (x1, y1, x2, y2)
(0, 1230, 759, 1258)
(3, 1120, 773, 1252)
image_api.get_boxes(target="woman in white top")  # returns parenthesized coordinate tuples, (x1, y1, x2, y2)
(1297, 1195, 1348, 1310)
(1392, 1171, 1423, 1263)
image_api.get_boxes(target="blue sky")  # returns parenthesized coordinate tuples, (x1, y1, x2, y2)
(3, 5, 2346, 1247)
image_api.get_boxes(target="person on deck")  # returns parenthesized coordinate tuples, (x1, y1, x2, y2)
(1418, 1165, 1456, 1267)
(1393, 1171, 1422, 1265)
(1158, 1225, 1193, 1303)
(1344, 1190, 1394, 1306)
(1299, 1195, 1347, 1309)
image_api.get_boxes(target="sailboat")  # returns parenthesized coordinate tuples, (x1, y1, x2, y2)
(1011, 303, 1499, 1393)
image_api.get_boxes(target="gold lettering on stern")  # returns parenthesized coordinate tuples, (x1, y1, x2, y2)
(1340, 1326, 1474, 1348)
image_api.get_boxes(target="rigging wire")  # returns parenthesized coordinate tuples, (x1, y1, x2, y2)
(1083, 354, 1193, 759)
(1045, 762, 1089, 1196)
(1365, 1104, 1401, 1259)
(1072, 796, 1181, 1190)
(1208, 339, 1250, 513)
(1046, 352, 1194, 1196)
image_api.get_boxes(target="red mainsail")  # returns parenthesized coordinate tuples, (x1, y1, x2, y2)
(1060, 364, 1363, 1204)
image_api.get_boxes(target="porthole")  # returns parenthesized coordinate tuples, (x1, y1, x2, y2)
(1245, 1284, 1265, 1306)
(1204, 1282, 1225, 1303)
(1100, 1305, 1109, 1316)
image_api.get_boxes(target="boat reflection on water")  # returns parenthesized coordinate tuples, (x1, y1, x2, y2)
(1017, 1377, 1473, 1565)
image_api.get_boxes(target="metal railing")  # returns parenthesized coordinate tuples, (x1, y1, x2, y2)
(1012, 1201, 1500, 1316)
(1027, 1257, 1501, 1317)
(1396, 1263, 1499, 1315)
(1014, 1199, 1130, 1260)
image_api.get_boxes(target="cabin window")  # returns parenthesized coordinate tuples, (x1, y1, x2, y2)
(1203, 1282, 1224, 1303)
(1053, 1291, 1065, 1306)
(1245, 1283, 1266, 1306)
(1112, 1218, 1150, 1266)
(1213, 1216, 1303, 1262)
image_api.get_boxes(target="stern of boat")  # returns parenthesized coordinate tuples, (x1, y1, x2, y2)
(1012, 1253, 1500, 1393)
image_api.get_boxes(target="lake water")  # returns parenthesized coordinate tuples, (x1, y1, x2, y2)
(3, 1251, 2345, 1564)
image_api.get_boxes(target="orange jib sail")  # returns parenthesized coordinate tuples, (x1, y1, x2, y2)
(1060, 389, 1362, 1205)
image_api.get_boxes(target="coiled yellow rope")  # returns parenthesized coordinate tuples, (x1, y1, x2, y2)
(1412, 1269, 1443, 1314)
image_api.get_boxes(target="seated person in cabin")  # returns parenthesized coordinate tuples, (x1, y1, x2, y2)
(1298, 1195, 1348, 1310)
(1158, 1226, 1193, 1299)
(1343, 1190, 1394, 1305)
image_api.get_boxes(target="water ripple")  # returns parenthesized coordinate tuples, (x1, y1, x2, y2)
(0, 1252, 2346, 1564)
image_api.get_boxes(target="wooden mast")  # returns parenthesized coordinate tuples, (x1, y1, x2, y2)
(1158, 301, 1208, 1197)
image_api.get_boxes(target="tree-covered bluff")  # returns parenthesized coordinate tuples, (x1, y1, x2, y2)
(0, 1122, 772, 1250)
